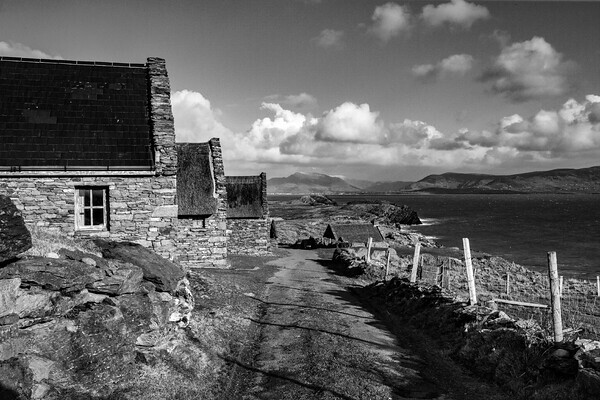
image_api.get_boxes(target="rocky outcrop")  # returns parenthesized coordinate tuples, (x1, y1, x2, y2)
(93, 240, 185, 293)
(341, 202, 422, 225)
(0, 241, 194, 399)
(299, 194, 337, 206)
(0, 194, 32, 263)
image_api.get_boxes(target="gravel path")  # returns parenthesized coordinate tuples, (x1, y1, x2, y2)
(236, 249, 448, 400)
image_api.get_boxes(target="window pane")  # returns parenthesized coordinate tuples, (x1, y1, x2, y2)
(83, 190, 90, 206)
(92, 189, 104, 207)
(92, 209, 104, 226)
(84, 209, 91, 226)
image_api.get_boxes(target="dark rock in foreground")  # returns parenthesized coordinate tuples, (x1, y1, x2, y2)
(0, 194, 32, 263)
(93, 240, 185, 293)
(0, 240, 194, 399)
(0, 258, 103, 293)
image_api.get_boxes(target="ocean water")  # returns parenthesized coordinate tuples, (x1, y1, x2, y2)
(319, 193, 600, 278)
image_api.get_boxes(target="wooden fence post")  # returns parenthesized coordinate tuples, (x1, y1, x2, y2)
(385, 250, 391, 281)
(462, 238, 477, 305)
(366, 237, 372, 263)
(506, 273, 511, 295)
(547, 251, 563, 343)
(559, 276, 564, 297)
(597, 276, 599, 297)
(410, 242, 421, 283)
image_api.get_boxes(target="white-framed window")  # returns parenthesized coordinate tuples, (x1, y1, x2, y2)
(75, 187, 108, 231)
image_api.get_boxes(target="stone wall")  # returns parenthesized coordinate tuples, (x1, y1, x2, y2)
(147, 57, 177, 177)
(227, 219, 270, 255)
(226, 172, 269, 255)
(0, 172, 227, 267)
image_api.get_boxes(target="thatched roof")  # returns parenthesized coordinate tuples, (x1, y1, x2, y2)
(176, 143, 217, 216)
(226, 174, 266, 218)
(323, 223, 384, 243)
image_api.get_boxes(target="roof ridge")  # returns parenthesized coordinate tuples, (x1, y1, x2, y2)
(0, 56, 146, 68)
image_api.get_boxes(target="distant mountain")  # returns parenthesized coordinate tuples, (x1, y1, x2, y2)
(406, 166, 600, 193)
(344, 178, 373, 189)
(362, 181, 413, 193)
(267, 172, 361, 194)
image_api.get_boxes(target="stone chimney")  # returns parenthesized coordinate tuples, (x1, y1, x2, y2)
(147, 57, 177, 176)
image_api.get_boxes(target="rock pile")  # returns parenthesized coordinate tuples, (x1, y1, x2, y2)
(0, 240, 194, 399)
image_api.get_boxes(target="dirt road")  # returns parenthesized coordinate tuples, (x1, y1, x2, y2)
(233, 249, 451, 400)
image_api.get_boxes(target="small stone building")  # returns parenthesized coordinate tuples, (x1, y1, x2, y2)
(323, 223, 385, 247)
(0, 56, 229, 268)
(225, 173, 269, 255)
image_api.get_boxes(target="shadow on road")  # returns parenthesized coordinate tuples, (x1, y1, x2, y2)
(246, 293, 373, 320)
(218, 354, 360, 400)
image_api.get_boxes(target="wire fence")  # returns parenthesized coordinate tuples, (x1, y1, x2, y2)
(396, 241, 600, 341)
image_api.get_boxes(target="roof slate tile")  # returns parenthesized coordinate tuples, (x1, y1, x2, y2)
(0, 58, 153, 168)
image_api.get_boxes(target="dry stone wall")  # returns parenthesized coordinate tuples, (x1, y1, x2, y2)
(226, 172, 269, 255)
(0, 172, 227, 268)
(227, 219, 270, 255)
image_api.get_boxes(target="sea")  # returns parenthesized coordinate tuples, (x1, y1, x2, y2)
(273, 193, 600, 278)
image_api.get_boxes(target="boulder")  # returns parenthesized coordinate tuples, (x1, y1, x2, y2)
(0, 313, 19, 326)
(87, 262, 143, 296)
(93, 240, 185, 293)
(0, 258, 103, 293)
(14, 289, 58, 319)
(0, 357, 33, 400)
(57, 248, 108, 269)
(0, 278, 21, 318)
(0, 194, 32, 263)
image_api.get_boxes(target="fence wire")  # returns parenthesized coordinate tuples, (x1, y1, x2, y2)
(408, 253, 600, 341)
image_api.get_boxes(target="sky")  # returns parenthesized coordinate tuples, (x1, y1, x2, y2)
(1, 0, 599, 181)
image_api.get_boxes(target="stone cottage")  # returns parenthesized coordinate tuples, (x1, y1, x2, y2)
(226, 173, 269, 255)
(0, 56, 230, 268)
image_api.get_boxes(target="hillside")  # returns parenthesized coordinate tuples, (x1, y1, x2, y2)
(267, 173, 414, 194)
(267, 172, 361, 194)
(406, 166, 600, 193)
(362, 181, 413, 193)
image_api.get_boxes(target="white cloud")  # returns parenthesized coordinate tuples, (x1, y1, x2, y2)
(421, 0, 490, 29)
(0, 41, 62, 59)
(412, 53, 474, 81)
(312, 29, 344, 49)
(174, 90, 600, 177)
(368, 3, 412, 42)
(387, 119, 442, 146)
(265, 92, 318, 111)
(315, 102, 385, 143)
(457, 95, 600, 156)
(172, 90, 232, 143)
(480, 37, 577, 102)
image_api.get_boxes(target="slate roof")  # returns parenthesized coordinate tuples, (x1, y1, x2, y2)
(0, 56, 153, 169)
(323, 223, 384, 243)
